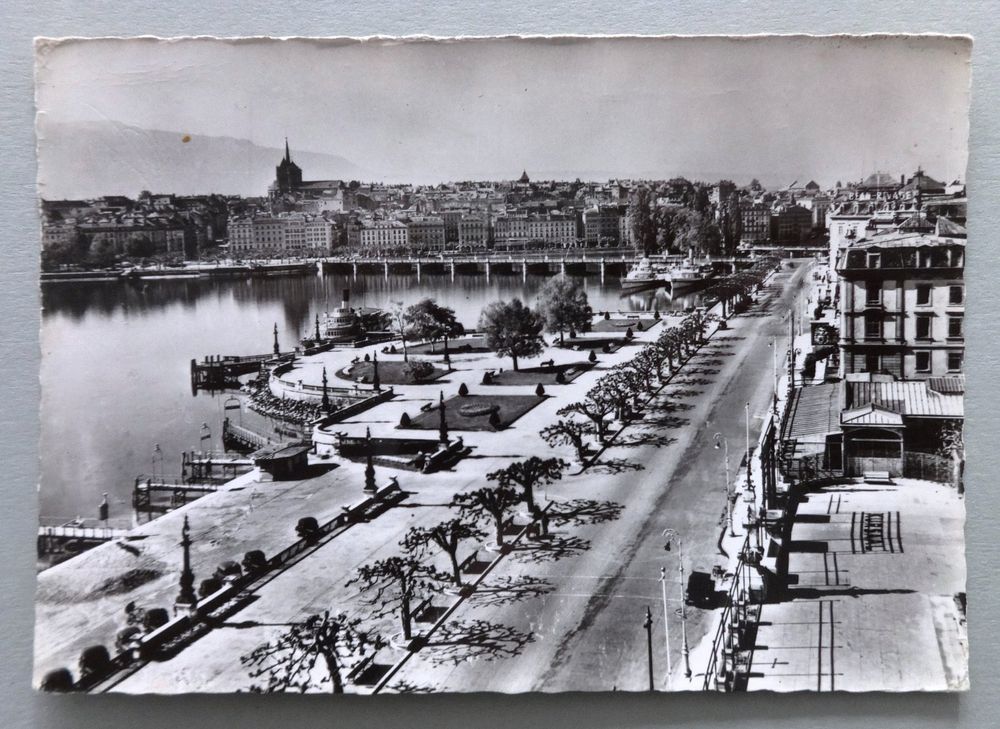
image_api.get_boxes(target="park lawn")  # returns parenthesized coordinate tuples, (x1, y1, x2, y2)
(335, 359, 448, 385)
(589, 317, 661, 334)
(406, 336, 491, 355)
(401, 394, 546, 432)
(484, 361, 594, 386)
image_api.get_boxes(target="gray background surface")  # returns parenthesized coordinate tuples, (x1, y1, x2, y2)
(1, 2, 996, 728)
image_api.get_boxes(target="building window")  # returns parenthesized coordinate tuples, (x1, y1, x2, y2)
(865, 280, 882, 305)
(948, 316, 963, 339)
(915, 351, 931, 373)
(947, 351, 963, 372)
(916, 284, 932, 306)
(949, 285, 964, 305)
(916, 314, 932, 340)
(866, 252, 881, 269)
(864, 313, 882, 340)
(865, 353, 881, 372)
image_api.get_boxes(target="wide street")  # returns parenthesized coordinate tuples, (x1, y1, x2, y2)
(386, 261, 813, 692)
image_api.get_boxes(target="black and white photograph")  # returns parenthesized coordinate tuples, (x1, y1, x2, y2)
(32, 35, 970, 694)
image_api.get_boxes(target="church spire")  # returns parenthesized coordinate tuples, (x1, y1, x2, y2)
(284, 137, 291, 162)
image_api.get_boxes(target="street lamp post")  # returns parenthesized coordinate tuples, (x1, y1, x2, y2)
(643, 606, 654, 692)
(714, 433, 735, 537)
(176, 516, 197, 612)
(744, 402, 754, 496)
(660, 566, 672, 687)
(679, 560, 691, 679)
(769, 337, 778, 415)
(662, 529, 692, 681)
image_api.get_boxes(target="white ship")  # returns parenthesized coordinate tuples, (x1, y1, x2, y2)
(668, 259, 716, 293)
(621, 257, 670, 288)
(318, 289, 362, 341)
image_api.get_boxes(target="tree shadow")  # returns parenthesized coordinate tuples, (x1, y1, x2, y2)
(387, 680, 436, 694)
(685, 367, 720, 376)
(423, 619, 535, 666)
(548, 498, 625, 526)
(468, 574, 553, 608)
(665, 388, 703, 400)
(674, 376, 713, 388)
(509, 534, 592, 564)
(641, 414, 690, 430)
(588, 456, 646, 474)
(614, 432, 678, 448)
(650, 399, 695, 413)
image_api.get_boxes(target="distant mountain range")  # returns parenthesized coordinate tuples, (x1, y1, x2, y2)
(35, 120, 833, 199)
(36, 121, 370, 199)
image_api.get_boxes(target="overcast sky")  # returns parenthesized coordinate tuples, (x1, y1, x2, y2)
(35, 35, 971, 192)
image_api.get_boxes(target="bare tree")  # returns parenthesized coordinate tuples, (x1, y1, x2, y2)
(558, 385, 617, 442)
(487, 456, 568, 512)
(346, 557, 449, 641)
(452, 485, 520, 547)
(402, 519, 486, 586)
(540, 419, 593, 463)
(241, 611, 381, 694)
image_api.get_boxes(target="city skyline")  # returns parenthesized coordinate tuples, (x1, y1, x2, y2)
(36, 36, 971, 198)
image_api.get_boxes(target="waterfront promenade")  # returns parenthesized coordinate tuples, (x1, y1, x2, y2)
(35, 262, 814, 692)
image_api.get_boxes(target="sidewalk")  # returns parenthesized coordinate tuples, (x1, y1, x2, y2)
(746, 477, 967, 691)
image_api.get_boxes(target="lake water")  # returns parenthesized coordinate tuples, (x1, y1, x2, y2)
(39, 271, 704, 522)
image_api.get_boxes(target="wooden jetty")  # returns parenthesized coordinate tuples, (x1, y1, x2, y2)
(222, 418, 274, 452)
(189, 352, 295, 391)
(37, 520, 131, 556)
(181, 450, 255, 482)
(131, 476, 226, 523)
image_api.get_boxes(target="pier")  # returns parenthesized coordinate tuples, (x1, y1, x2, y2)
(37, 520, 131, 557)
(222, 417, 281, 452)
(132, 478, 223, 521)
(189, 352, 294, 391)
(181, 451, 255, 482)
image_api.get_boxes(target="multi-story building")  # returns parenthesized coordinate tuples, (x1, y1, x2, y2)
(709, 180, 736, 207)
(228, 214, 334, 257)
(41, 221, 80, 250)
(439, 211, 463, 243)
(359, 220, 409, 252)
(77, 218, 190, 256)
(406, 217, 447, 252)
(739, 203, 771, 245)
(835, 220, 966, 381)
(582, 205, 624, 246)
(458, 215, 491, 250)
(493, 213, 576, 250)
(304, 218, 335, 254)
(770, 204, 813, 245)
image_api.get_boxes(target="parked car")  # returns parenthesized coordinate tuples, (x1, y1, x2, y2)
(685, 570, 717, 608)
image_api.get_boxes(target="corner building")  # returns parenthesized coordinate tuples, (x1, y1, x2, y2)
(836, 221, 965, 380)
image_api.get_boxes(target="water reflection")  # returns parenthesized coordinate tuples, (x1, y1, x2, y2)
(39, 273, 702, 521)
